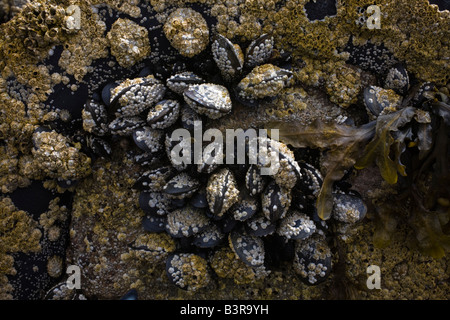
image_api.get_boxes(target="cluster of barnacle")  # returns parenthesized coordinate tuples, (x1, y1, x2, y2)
(79, 7, 368, 291)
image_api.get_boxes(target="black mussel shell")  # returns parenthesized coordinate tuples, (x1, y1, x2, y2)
(229, 228, 265, 267)
(165, 206, 210, 238)
(139, 191, 171, 216)
(332, 193, 367, 224)
(245, 33, 274, 69)
(163, 172, 200, 199)
(261, 180, 291, 222)
(192, 223, 225, 248)
(142, 214, 167, 233)
(246, 214, 276, 237)
(293, 235, 332, 285)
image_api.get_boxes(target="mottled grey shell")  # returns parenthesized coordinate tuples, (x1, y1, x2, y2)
(110, 75, 166, 118)
(245, 34, 274, 69)
(229, 229, 265, 267)
(147, 99, 180, 129)
(165, 205, 210, 238)
(206, 167, 240, 217)
(332, 193, 367, 224)
(277, 211, 316, 240)
(163, 172, 200, 199)
(183, 83, 233, 119)
(293, 234, 332, 285)
(166, 72, 205, 95)
(212, 33, 244, 82)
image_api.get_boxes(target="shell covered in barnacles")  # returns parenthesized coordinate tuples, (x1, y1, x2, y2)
(246, 213, 276, 237)
(229, 228, 265, 267)
(165, 205, 210, 238)
(384, 63, 410, 96)
(183, 83, 233, 119)
(277, 211, 316, 240)
(163, 8, 210, 58)
(206, 167, 240, 218)
(82, 100, 109, 136)
(166, 253, 211, 291)
(332, 193, 367, 224)
(193, 223, 226, 248)
(132, 127, 164, 154)
(261, 180, 292, 222)
(212, 33, 245, 82)
(245, 34, 274, 69)
(236, 64, 294, 103)
(293, 234, 332, 285)
(108, 116, 144, 136)
(363, 85, 403, 117)
(245, 165, 267, 196)
(139, 191, 172, 216)
(163, 172, 200, 199)
(166, 72, 205, 95)
(109, 75, 166, 118)
(147, 99, 180, 129)
(133, 165, 177, 192)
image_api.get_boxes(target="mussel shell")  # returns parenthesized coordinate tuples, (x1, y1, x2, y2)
(245, 165, 267, 196)
(132, 127, 164, 153)
(206, 168, 240, 217)
(190, 188, 208, 209)
(192, 223, 225, 248)
(293, 235, 332, 285)
(166, 72, 205, 95)
(197, 142, 224, 173)
(212, 33, 244, 82)
(163, 172, 200, 199)
(183, 83, 232, 119)
(120, 289, 138, 300)
(297, 162, 323, 196)
(332, 193, 367, 224)
(147, 99, 180, 129)
(246, 214, 276, 237)
(261, 180, 291, 222)
(82, 99, 109, 136)
(230, 196, 259, 221)
(108, 117, 144, 136)
(101, 81, 119, 107)
(142, 214, 167, 233)
(384, 63, 410, 95)
(165, 205, 210, 238)
(44, 281, 86, 300)
(236, 64, 293, 102)
(411, 82, 437, 108)
(133, 166, 177, 191)
(85, 135, 112, 157)
(245, 34, 274, 69)
(229, 228, 265, 267)
(363, 85, 402, 117)
(180, 105, 201, 130)
(109, 76, 166, 118)
(139, 191, 171, 216)
(277, 211, 316, 240)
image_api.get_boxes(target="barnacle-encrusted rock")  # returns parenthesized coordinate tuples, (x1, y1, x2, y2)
(31, 130, 91, 181)
(106, 18, 150, 68)
(163, 7, 209, 58)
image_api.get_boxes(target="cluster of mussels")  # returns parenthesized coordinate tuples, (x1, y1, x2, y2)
(79, 7, 367, 291)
